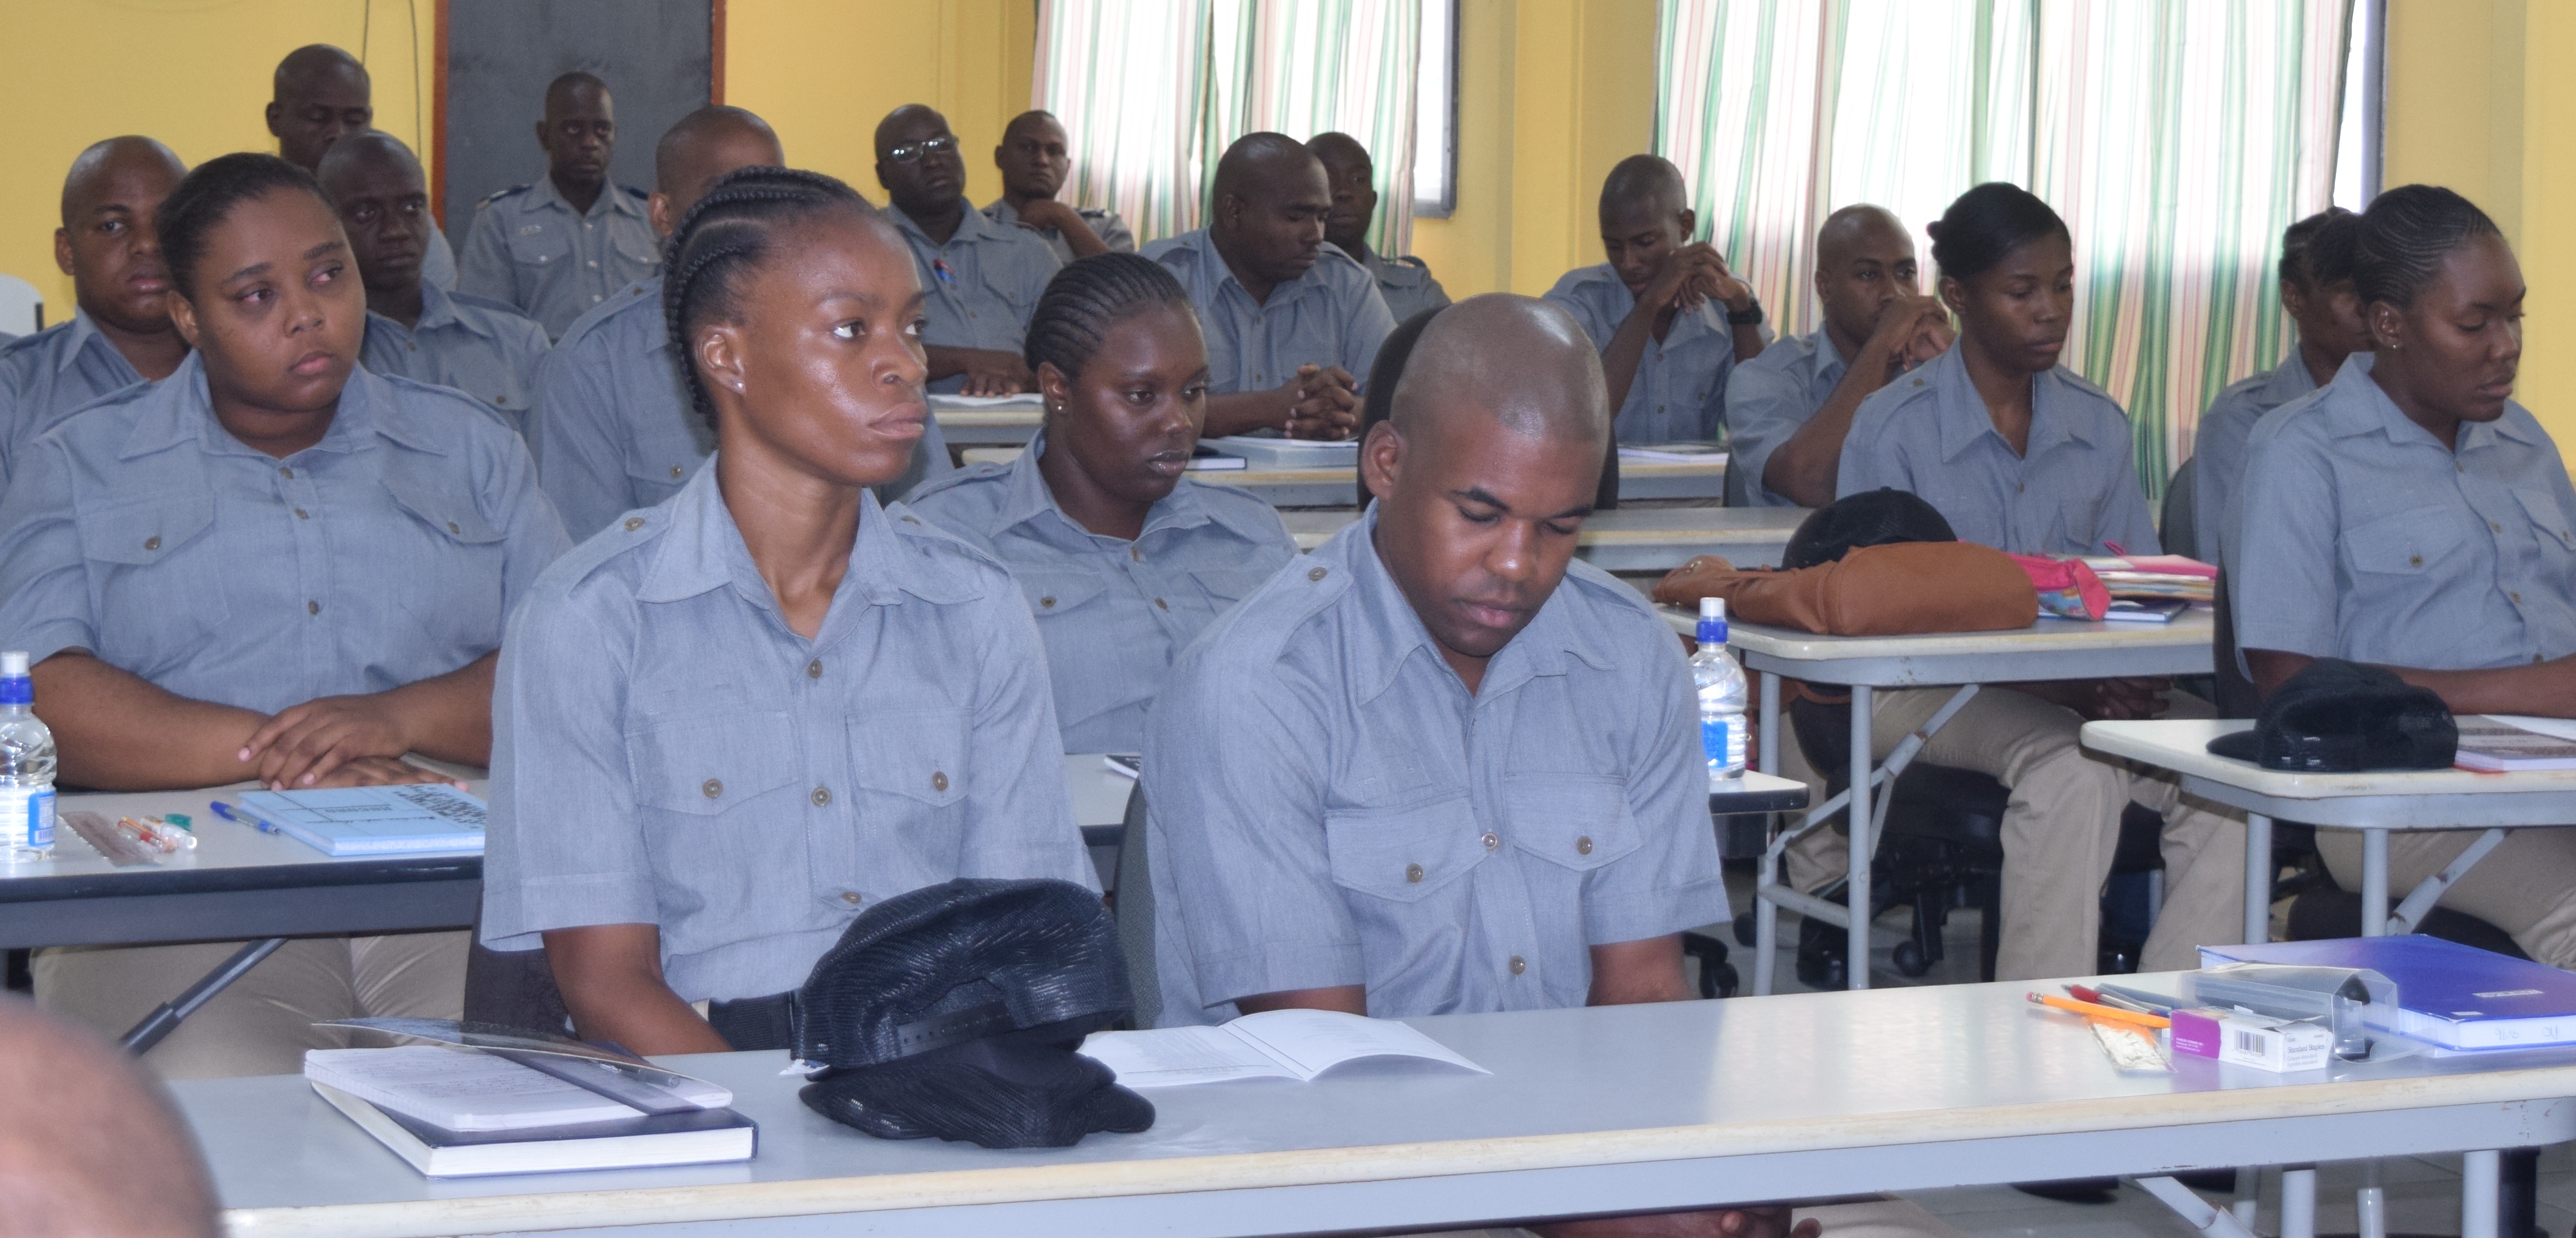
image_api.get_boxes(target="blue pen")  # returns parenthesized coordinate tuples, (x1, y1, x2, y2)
(931, 258, 955, 284)
(208, 801, 282, 834)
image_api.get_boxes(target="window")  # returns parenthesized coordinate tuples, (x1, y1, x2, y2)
(1413, 0, 1457, 217)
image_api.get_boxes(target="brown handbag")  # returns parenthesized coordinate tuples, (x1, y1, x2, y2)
(1651, 541, 2038, 636)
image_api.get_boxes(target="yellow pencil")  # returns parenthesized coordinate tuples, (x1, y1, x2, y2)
(2027, 991, 2171, 1029)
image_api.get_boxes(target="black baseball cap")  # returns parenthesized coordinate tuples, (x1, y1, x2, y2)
(792, 878, 1153, 1149)
(2207, 657, 2457, 772)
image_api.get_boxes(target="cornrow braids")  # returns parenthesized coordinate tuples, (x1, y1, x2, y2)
(2278, 207, 2358, 289)
(2353, 184, 2502, 311)
(158, 153, 334, 302)
(659, 165, 873, 430)
(1021, 253, 1194, 384)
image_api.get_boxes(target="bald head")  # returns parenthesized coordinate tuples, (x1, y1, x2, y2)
(1600, 154, 1688, 219)
(61, 137, 185, 225)
(1815, 204, 1910, 270)
(0, 999, 218, 1237)
(1213, 132, 1322, 204)
(545, 71, 610, 113)
(268, 45, 371, 171)
(1390, 294, 1608, 447)
(315, 129, 419, 190)
(1810, 202, 1925, 347)
(652, 105, 784, 233)
(1003, 109, 1063, 145)
(1210, 133, 1332, 289)
(1305, 132, 1370, 175)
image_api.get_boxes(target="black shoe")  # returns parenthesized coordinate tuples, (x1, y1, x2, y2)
(1795, 904, 1849, 990)
(2011, 1178, 2120, 1204)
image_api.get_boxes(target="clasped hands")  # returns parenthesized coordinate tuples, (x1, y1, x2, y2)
(237, 695, 455, 791)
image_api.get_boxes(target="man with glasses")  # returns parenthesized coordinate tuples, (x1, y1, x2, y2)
(458, 72, 659, 340)
(874, 104, 1063, 395)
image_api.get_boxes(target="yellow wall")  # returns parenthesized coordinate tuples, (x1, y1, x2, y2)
(0, 0, 439, 319)
(1408, 0, 1655, 298)
(722, 0, 1035, 210)
(2383, 0, 2576, 456)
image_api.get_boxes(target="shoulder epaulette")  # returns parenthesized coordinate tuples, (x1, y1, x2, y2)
(477, 183, 534, 208)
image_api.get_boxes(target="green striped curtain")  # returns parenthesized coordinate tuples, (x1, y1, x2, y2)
(1036, 0, 1422, 255)
(1656, 0, 2347, 499)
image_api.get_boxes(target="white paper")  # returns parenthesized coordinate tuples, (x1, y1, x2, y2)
(1082, 1010, 1487, 1088)
(305, 1046, 642, 1131)
(2488, 715, 2576, 744)
(927, 394, 1044, 410)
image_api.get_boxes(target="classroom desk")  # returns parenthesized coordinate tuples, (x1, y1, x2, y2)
(1654, 608, 2219, 994)
(959, 447, 1731, 507)
(177, 972, 2574, 1238)
(928, 400, 1042, 447)
(1281, 505, 1809, 571)
(2080, 719, 2576, 943)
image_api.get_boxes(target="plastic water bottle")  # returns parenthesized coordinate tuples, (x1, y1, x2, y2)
(0, 651, 54, 860)
(1691, 598, 1748, 786)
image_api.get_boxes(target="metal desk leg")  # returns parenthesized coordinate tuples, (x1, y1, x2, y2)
(1847, 685, 1874, 992)
(2136, 1175, 2261, 1238)
(2244, 813, 2273, 944)
(1752, 672, 1782, 998)
(120, 937, 286, 1054)
(2281, 1166, 2317, 1238)
(2362, 829, 2391, 936)
(2463, 1149, 2500, 1238)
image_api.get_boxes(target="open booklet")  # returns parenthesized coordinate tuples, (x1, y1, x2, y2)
(1079, 1008, 1488, 1087)
(2456, 716, 2576, 772)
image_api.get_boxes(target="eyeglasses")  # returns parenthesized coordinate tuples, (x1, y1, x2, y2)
(887, 135, 957, 164)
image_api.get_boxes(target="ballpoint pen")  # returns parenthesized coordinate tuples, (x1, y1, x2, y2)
(208, 801, 283, 834)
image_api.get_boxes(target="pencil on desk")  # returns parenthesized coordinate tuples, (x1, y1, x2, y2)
(2027, 992, 2171, 1029)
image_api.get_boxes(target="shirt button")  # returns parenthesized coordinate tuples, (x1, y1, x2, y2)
(702, 778, 724, 798)
(2511, 591, 2524, 604)
(280, 466, 295, 478)
(1308, 566, 1328, 581)
(587, 260, 598, 268)
(306, 600, 319, 615)
(143, 535, 160, 551)
(841, 890, 862, 905)
(806, 658, 823, 678)
(1154, 597, 1169, 610)
(1040, 596, 1056, 608)
(446, 521, 461, 535)
(294, 509, 308, 520)
(811, 786, 832, 807)
(671, 465, 684, 478)
(1405, 863, 1424, 883)
(1130, 546, 1142, 562)
(1576, 836, 1594, 855)
(1508, 956, 1527, 975)
(624, 516, 646, 531)
(932, 771, 950, 793)
(2409, 553, 2424, 567)
(2492, 521, 2504, 532)
(1481, 832, 1500, 851)
(592, 294, 603, 302)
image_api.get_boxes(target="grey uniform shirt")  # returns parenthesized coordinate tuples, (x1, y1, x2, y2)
(1544, 263, 1766, 444)
(0, 352, 569, 716)
(1356, 245, 1452, 325)
(2191, 352, 2320, 571)
(422, 217, 458, 291)
(1837, 344, 2160, 556)
(1144, 229, 1397, 393)
(1143, 510, 1731, 1025)
(360, 282, 551, 436)
(2234, 353, 2576, 671)
(889, 199, 1062, 395)
(457, 178, 661, 340)
(481, 466, 1096, 1002)
(531, 278, 953, 540)
(982, 197, 1137, 266)
(1723, 329, 1851, 508)
(904, 431, 1298, 753)
(0, 309, 150, 487)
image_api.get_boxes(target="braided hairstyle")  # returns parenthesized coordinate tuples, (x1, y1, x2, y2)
(660, 165, 877, 429)
(1021, 252, 1196, 386)
(2279, 207, 2361, 289)
(2353, 184, 2502, 310)
(158, 153, 334, 301)
(1927, 182, 2069, 282)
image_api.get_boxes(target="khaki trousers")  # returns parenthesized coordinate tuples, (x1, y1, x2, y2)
(1776, 686, 2245, 981)
(2316, 828, 2576, 969)
(34, 931, 470, 1079)
(1417, 1194, 1965, 1238)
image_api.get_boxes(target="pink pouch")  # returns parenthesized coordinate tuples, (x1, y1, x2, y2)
(2006, 553, 2109, 620)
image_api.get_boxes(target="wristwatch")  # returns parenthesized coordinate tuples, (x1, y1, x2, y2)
(1726, 298, 1766, 326)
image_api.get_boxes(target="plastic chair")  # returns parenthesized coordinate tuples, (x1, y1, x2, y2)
(461, 909, 573, 1036)
(1111, 781, 1162, 1029)
(0, 274, 41, 338)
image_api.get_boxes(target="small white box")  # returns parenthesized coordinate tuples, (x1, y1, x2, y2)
(2170, 1007, 2332, 1072)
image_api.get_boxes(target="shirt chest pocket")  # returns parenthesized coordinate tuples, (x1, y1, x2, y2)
(381, 477, 510, 641)
(505, 224, 569, 270)
(630, 709, 801, 817)
(77, 492, 226, 666)
(1186, 566, 1274, 612)
(849, 708, 972, 884)
(614, 229, 662, 271)
(1501, 774, 1643, 875)
(628, 707, 809, 899)
(2344, 507, 2468, 578)
(1324, 796, 1489, 903)
(2514, 488, 2576, 560)
(978, 261, 1041, 326)
(1017, 568, 1112, 623)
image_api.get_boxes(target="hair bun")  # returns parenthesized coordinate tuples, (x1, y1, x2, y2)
(1924, 221, 1943, 240)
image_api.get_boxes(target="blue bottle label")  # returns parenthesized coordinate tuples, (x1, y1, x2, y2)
(1701, 718, 1731, 766)
(27, 788, 49, 849)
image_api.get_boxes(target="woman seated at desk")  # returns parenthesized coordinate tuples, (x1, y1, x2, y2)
(2237, 185, 2576, 968)
(905, 253, 1298, 756)
(0, 153, 570, 1077)
(480, 167, 1094, 1055)
(1832, 182, 2245, 980)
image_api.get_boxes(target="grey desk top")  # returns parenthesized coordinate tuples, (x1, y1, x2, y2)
(1282, 506, 1807, 571)
(1655, 608, 2218, 686)
(2085, 719, 2576, 829)
(182, 973, 2576, 1237)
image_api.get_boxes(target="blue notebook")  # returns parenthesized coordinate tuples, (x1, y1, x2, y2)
(2200, 936, 2576, 1051)
(235, 785, 486, 857)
